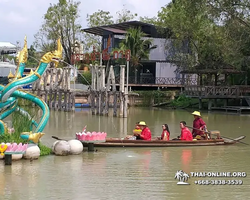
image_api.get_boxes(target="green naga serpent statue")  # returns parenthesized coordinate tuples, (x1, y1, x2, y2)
(0, 37, 62, 143)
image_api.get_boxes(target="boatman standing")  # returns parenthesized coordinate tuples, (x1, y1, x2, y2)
(191, 111, 207, 139)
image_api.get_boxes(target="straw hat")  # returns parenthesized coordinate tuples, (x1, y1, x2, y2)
(192, 111, 201, 117)
(138, 121, 147, 126)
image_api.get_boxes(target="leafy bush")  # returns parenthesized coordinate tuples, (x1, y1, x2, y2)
(170, 94, 197, 108)
(78, 71, 92, 85)
(133, 90, 175, 106)
(38, 142, 52, 156)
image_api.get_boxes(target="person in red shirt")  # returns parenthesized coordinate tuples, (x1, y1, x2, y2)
(134, 121, 151, 140)
(180, 121, 193, 141)
(191, 111, 207, 138)
(161, 124, 170, 141)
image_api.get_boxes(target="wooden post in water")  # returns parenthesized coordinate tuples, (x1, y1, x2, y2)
(90, 90, 96, 115)
(113, 91, 117, 117)
(58, 90, 62, 111)
(104, 92, 110, 116)
(4, 154, 12, 165)
(208, 99, 212, 111)
(119, 65, 125, 117)
(100, 90, 105, 115)
(124, 87, 128, 118)
(96, 67, 100, 115)
(99, 65, 106, 115)
(199, 98, 203, 110)
(64, 91, 68, 111)
(92, 64, 100, 115)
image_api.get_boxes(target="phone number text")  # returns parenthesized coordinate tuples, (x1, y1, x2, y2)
(194, 180, 243, 185)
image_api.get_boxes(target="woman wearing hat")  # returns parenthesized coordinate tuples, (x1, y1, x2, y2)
(192, 111, 207, 138)
(134, 121, 151, 140)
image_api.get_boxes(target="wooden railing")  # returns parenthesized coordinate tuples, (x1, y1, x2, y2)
(115, 76, 198, 86)
(184, 85, 250, 98)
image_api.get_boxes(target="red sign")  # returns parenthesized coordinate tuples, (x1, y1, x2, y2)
(71, 48, 131, 64)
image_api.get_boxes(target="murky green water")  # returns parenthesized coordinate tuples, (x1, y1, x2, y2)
(1, 108, 250, 200)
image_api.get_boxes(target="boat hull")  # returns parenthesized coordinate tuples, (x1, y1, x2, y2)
(88, 138, 235, 148)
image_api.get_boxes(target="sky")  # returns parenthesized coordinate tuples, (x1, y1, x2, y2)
(0, 0, 171, 48)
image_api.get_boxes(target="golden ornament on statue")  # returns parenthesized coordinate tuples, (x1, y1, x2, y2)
(0, 144, 7, 155)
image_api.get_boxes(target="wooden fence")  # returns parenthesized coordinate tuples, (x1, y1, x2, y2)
(184, 85, 250, 98)
(31, 67, 75, 111)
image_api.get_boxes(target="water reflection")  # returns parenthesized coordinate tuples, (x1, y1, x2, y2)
(0, 170, 5, 195)
(1, 108, 250, 199)
(181, 149, 192, 172)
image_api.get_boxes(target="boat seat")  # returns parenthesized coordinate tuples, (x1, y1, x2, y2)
(209, 130, 221, 139)
(210, 130, 220, 134)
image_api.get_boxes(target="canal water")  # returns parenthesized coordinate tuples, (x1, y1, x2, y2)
(1, 108, 250, 200)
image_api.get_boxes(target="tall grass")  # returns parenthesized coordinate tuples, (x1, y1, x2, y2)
(12, 109, 34, 134)
(0, 105, 52, 156)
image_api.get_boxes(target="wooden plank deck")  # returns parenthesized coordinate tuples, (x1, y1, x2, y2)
(184, 85, 250, 99)
(211, 106, 250, 114)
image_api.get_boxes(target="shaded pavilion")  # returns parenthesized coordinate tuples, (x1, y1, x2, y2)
(180, 65, 246, 86)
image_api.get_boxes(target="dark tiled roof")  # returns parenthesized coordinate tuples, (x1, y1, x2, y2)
(82, 20, 156, 36)
(102, 27, 127, 34)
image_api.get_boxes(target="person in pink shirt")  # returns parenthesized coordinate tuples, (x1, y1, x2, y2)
(191, 111, 207, 138)
(179, 121, 193, 141)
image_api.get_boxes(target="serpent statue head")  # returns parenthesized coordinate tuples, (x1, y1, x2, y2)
(41, 39, 63, 67)
(16, 36, 28, 65)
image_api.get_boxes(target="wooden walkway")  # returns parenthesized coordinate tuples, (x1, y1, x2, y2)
(184, 85, 250, 99)
(211, 106, 250, 114)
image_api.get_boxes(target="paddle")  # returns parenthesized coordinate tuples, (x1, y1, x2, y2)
(52, 136, 69, 141)
(186, 126, 249, 145)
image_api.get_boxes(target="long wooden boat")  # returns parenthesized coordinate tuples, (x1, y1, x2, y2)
(90, 136, 246, 148)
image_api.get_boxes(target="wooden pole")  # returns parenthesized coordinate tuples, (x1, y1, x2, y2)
(71, 92, 75, 111)
(124, 88, 128, 118)
(100, 90, 105, 115)
(64, 91, 68, 111)
(90, 91, 95, 115)
(99, 65, 106, 115)
(126, 61, 129, 91)
(119, 65, 125, 117)
(101, 65, 105, 89)
(113, 92, 117, 117)
(104, 92, 110, 116)
(58, 90, 62, 111)
(54, 91, 58, 110)
(96, 91, 100, 115)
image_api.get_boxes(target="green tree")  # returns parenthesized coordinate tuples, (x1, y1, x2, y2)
(83, 10, 114, 51)
(27, 45, 38, 68)
(116, 5, 137, 23)
(119, 28, 157, 76)
(139, 16, 157, 24)
(207, 0, 250, 69)
(157, 0, 228, 72)
(34, 0, 82, 64)
(157, 0, 250, 74)
(83, 7, 139, 51)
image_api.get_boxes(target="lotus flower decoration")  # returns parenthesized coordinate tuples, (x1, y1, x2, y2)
(75, 126, 107, 141)
(0, 143, 28, 154)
